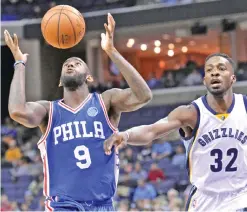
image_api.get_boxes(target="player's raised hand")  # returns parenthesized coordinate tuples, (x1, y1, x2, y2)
(4, 30, 28, 63)
(101, 13, 116, 52)
(104, 132, 128, 155)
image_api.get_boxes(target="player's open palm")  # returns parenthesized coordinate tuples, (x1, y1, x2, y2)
(4, 30, 28, 63)
(104, 132, 128, 155)
(101, 13, 115, 52)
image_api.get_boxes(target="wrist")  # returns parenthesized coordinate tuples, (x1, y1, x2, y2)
(14, 60, 26, 68)
(125, 129, 131, 143)
(104, 47, 117, 55)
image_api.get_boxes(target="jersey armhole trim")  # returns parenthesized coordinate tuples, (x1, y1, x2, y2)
(179, 102, 200, 141)
(243, 95, 247, 113)
(37, 102, 53, 146)
(98, 94, 118, 132)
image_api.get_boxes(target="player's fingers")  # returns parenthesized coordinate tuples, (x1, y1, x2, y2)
(4, 30, 9, 43)
(13, 33, 19, 47)
(104, 138, 113, 153)
(4, 30, 13, 46)
(104, 23, 111, 37)
(101, 33, 105, 40)
(108, 13, 115, 30)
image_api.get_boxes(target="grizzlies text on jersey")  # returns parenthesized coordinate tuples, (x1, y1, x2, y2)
(182, 94, 247, 211)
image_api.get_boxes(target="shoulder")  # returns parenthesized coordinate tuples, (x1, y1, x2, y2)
(36, 100, 50, 111)
(101, 88, 126, 110)
(35, 101, 50, 133)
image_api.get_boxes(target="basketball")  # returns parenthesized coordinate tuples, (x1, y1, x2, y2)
(41, 5, 86, 49)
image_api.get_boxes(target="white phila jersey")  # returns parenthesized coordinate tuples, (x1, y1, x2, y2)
(182, 93, 247, 193)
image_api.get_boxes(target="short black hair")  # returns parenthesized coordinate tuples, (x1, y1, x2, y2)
(205, 53, 236, 72)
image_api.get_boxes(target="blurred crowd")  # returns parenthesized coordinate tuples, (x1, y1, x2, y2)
(1, 0, 213, 21)
(91, 60, 247, 93)
(1, 116, 191, 211)
(1, 117, 45, 211)
(114, 141, 190, 211)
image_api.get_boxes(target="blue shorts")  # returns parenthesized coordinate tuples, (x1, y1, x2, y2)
(45, 196, 115, 211)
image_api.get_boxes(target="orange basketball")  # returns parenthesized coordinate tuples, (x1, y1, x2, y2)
(41, 5, 86, 49)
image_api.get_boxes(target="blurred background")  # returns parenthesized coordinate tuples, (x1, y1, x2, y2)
(1, 0, 247, 211)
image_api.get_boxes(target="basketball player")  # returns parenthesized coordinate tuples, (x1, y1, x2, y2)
(5, 13, 152, 211)
(104, 53, 247, 211)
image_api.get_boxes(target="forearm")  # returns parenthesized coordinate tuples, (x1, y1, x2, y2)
(8, 64, 27, 114)
(105, 48, 152, 101)
(126, 119, 181, 146)
(126, 125, 155, 146)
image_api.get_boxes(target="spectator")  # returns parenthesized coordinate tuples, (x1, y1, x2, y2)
(152, 140, 172, 160)
(183, 69, 203, 86)
(168, 197, 184, 211)
(10, 156, 32, 177)
(117, 200, 129, 211)
(147, 72, 160, 89)
(163, 72, 177, 88)
(20, 203, 29, 211)
(28, 175, 43, 196)
(172, 144, 186, 169)
(119, 163, 136, 187)
(136, 199, 152, 210)
(125, 148, 135, 163)
(4, 138, 22, 163)
(148, 163, 165, 182)
(130, 162, 148, 181)
(167, 188, 179, 202)
(1, 194, 12, 211)
(10, 201, 20, 211)
(137, 142, 153, 162)
(133, 179, 156, 202)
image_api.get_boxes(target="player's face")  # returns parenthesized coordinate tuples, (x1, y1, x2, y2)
(60, 57, 90, 91)
(204, 56, 236, 97)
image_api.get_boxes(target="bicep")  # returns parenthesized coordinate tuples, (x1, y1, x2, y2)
(109, 88, 149, 112)
(150, 105, 196, 139)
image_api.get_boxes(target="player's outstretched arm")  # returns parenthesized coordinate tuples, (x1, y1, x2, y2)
(101, 13, 152, 112)
(5, 30, 48, 128)
(104, 105, 197, 154)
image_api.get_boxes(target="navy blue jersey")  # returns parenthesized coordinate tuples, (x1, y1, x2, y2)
(37, 93, 119, 202)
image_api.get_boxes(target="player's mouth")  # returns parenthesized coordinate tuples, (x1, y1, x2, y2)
(211, 79, 221, 87)
(66, 69, 75, 73)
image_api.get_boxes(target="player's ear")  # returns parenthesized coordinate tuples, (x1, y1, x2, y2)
(58, 80, 63, 87)
(86, 75, 94, 83)
(231, 74, 236, 84)
(203, 77, 206, 86)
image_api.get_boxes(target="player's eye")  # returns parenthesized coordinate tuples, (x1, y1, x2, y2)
(76, 62, 81, 66)
(219, 66, 226, 71)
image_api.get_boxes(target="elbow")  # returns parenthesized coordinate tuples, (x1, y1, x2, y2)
(142, 90, 153, 103)
(8, 107, 26, 121)
(9, 110, 22, 121)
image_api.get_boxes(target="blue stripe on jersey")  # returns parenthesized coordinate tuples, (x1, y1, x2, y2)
(180, 102, 200, 174)
(180, 102, 200, 141)
(202, 94, 235, 114)
(185, 185, 197, 211)
(44, 93, 118, 202)
(243, 95, 247, 113)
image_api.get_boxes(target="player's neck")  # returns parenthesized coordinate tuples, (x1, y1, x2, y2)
(207, 90, 234, 114)
(63, 85, 90, 108)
